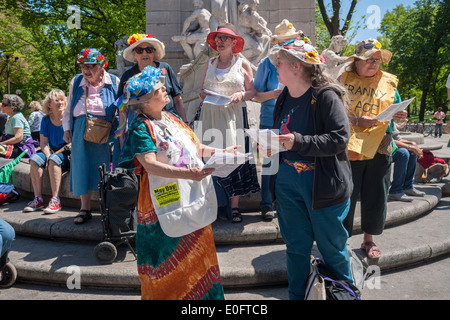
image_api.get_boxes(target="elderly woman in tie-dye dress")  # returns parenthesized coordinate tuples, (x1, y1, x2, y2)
(118, 65, 233, 300)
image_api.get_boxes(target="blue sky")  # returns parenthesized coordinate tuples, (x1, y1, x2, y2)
(339, 0, 417, 43)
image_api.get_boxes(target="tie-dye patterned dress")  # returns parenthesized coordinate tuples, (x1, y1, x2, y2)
(119, 112, 224, 300)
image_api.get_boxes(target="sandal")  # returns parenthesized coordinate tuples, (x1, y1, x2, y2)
(361, 241, 381, 259)
(261, 207, 275, 221)
(231, 207, 243, 223)
(74, 209, 92, 225)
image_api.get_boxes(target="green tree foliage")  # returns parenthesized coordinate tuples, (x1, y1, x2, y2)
(0, 0, 145, 104)
(379, 0, 449, 120)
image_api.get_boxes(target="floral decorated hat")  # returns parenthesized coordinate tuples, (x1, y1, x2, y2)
(114, 65, 166, 137)
(123, 33, 166, 62)
(269, 32, 325, 65)
(346, 38, 392, 64)
(123, 65, 166, 106)
(270, 19, 303, 44)
(77, 48, 107, 66)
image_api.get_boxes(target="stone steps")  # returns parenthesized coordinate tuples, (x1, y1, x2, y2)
(3, 183, 450, 289)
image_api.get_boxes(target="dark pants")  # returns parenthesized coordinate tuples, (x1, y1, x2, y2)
(344, 153, 392, 237)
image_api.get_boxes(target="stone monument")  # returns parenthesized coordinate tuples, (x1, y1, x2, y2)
(321, 35, 350, 79)
(108, 36, 134, 78)
(238, 0, 272, 66)
(171, 0, 211, 62)
(146, 0, 315, 73)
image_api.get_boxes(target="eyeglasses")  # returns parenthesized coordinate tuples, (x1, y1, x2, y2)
(365, 58, 382, 64)
(80, 64, 99, 69)
(215, 35, 234, 43)
(134, 47, 155, 54)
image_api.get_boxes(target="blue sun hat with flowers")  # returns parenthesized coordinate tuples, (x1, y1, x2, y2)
(268, 31, 326, 66)
(77, 48, 108, 66)
(346, 38, 392, 64)
(114, 65, 166, 137)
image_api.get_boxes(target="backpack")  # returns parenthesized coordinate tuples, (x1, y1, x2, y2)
(305, 257, 361, 300)
(0, 183, 20, 205)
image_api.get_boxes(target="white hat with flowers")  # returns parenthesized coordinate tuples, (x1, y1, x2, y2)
(123, 33, 166, 62)
(269, 32, 326, 65)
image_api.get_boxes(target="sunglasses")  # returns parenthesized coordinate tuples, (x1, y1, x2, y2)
(134, 47, 155, 54)
(215, 35, 234, 43)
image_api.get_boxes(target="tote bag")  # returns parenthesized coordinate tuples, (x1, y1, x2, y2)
(147, 118, 217, 238)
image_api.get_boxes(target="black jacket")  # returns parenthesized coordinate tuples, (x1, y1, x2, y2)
(270, 86, 353, 210)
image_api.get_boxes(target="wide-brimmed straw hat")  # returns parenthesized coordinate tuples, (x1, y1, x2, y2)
(269, 32, 325, 66)
(206, 27, 245, 54)
(346, 38, 392, 64)
(270, 19, 303, 44)
(123, 33, 166, 62)
(77, 48, 107, 66)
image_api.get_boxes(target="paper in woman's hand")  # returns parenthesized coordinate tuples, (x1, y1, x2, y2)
(203, 89, 231, 106)
(373, 97, 415, 121)
(202, 152, 252, 178)
(245, 129, 286, 154)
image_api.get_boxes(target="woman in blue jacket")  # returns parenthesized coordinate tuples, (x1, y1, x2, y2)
(62, 49, 119, 224)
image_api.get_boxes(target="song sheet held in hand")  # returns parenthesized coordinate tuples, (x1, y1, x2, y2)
(202, 152, 252, 178)
(373, 97, 415, 121)
(245, 129, 286, 154)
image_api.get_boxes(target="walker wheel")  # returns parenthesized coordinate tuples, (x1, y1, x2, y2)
(0, 262, 17, 288)
(93, 242, 117, 265)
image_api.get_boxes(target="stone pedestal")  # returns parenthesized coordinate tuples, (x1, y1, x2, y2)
(146, 0, 315, 73)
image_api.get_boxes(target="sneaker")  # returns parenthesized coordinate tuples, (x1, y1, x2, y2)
(23, 197, 45, 212)
(404, 188, 425, 197)
(43, 197, 62, 214)
(388, 193, 413, 202)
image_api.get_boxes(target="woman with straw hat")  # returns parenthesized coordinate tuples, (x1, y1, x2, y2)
(264, 35, 354, 299)
(253, 19, 306, 221)
(340, 38, 406, 260)
(116, 33, 187, 138)
(198, 25, 260, 223)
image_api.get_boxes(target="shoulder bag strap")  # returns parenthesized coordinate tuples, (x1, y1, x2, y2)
(85, 87, 89, 119)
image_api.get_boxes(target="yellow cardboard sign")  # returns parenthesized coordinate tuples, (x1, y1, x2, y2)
(152, 183, 181, 207)
(348, 121, 389, 160)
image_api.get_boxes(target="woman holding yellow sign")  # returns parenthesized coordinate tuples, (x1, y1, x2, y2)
(118, 65, 240, 300)
(340, 38, 406, 259)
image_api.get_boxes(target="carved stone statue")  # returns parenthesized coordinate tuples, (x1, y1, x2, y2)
(108, 36, 134, 77)
(321, 35, 350, 79)
(171, 0, 211, 61)
(237, 0, 271, 66)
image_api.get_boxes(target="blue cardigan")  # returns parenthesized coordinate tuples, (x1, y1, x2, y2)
(68, 73, 119, 136)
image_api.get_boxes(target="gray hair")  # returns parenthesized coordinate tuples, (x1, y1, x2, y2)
(3, 94, 25, 113)
(277, 50, 350, 109)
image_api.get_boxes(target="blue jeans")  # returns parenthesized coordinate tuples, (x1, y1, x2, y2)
(389, 148, 417, 194)
(275, 161, 353, 299)
(435, 123, 443, 138)
(0, 217, 15, 258)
